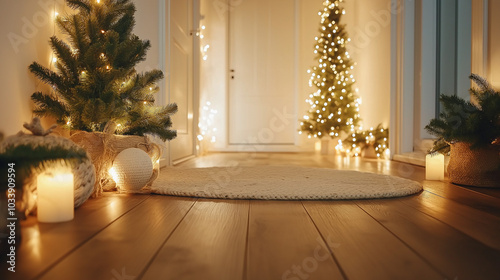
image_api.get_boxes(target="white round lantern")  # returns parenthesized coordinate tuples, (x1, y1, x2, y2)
(110, 148, 153, 193)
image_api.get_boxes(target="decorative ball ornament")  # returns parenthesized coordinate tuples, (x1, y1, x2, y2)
(111, 148, 153, 193)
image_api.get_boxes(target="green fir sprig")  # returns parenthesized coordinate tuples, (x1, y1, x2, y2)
(425, 74, 500, 154)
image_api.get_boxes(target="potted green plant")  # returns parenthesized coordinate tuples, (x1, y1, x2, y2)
(425, 74, 500, 187)
(28, 0, 176, 193)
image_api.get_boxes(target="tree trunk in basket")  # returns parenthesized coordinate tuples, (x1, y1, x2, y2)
(320, 139, 329, 155)
(448, 142, 500, 188)
(362, 144, 377, 158)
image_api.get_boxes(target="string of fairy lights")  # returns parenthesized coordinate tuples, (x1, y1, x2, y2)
(196, 21, 217, 151)
(197, 101, 218, 144)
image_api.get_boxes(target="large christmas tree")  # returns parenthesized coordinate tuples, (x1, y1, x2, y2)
(29, 0, 177, 141)
(299, 0, 361, 139)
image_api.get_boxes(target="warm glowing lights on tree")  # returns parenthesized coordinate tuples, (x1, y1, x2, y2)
(299, 0, 361, 141)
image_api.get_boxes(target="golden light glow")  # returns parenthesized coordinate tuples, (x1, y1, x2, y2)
(197, 101, 218, 148)
(109, 167, 119, 184)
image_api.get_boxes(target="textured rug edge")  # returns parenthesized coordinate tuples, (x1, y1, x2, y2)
(150, 166, 423, 200)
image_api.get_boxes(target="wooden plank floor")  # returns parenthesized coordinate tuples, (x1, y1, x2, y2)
(4, 152, 500, 280)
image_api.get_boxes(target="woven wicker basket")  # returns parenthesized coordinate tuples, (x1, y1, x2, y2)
(70, 131, 162, 196)
(448, 142, 500, 188)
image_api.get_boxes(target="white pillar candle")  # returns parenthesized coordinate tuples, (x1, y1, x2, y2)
(37, 170, 74, 223)
(425, 154, 444, 181)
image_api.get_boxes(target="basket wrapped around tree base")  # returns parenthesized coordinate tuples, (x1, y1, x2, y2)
(448, 142, 500, 188)
(70, 131, 163, 196)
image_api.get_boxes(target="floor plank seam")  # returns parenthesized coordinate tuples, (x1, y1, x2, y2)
(242, 200, 251, 280)
(353, 202, 447, 279)
(32, 194, 152, 280)
(399, 194, 500, 251)
(135, 198, 199, 280)
(422, 189, 500, 219)
(424, 185, 500, 202)
(415, 190, 500, 219)
(300, 201, 349, 280)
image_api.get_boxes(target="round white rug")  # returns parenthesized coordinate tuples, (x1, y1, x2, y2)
(150, 166, 422, 200)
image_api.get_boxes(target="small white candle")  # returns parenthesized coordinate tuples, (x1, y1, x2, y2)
(426, 154, 444, 181)
(37, 170, 74, 223)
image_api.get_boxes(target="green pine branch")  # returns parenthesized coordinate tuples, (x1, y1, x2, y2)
(28, 62, 66, 90)
(50, 36, 79, 82)
(425, 74, 500, 153)
(31, 92, 68, 121)
(66, 0, 92, 13)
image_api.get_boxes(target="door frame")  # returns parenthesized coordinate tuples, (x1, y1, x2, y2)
(158, 0, 200, 166)
(390, 0, 473, 161)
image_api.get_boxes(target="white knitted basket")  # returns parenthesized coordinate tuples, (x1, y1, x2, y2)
(0, 132, 95, 215)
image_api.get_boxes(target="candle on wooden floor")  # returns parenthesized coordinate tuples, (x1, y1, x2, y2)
(37, 170, 74, 223)
(425, 154, 444, 181)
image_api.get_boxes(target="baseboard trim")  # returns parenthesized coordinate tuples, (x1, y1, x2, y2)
(393, 152, 426, 167)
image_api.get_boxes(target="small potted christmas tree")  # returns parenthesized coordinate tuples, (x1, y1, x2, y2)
(425, 74, 500, 187)
(29, 0, 177, 194)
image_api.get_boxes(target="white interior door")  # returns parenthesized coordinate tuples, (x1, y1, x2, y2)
(228, 0, 297, 146)
(169, 0, 195, 163)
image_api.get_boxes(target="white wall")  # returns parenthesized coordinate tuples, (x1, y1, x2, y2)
(134, 0, 161, 76)
(343, 0, 392, 130)
(0, 0, 67, 136)
(489, 0, 500, 88)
